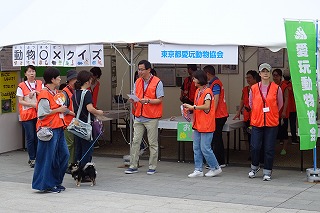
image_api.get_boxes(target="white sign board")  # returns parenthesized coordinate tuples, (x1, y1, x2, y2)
(12, 44, 104, 67)
(148, 44, 238, 65)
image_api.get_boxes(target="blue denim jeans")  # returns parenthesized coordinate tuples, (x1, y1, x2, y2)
(21, 118, 37, 160)
(193, 130, 219, 171)
(250, 126, 278, 175)
(75, 135, 94, 168)
(32, 128, 69, 191)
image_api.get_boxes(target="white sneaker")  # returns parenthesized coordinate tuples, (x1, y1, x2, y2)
(248, 167, 260, 178)
(263, 175, 271, 181)
(205, 168, 222, 177)
(188, 170, 203, 178)
(220, 164, 226, 168)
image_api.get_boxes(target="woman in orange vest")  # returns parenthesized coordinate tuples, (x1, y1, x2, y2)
(32, 67, 70, 193)
(183, 70, 222, 178)
(180, 64, 197, 105)
(16, 65, 43, 168)
(248, 63, 283, 181)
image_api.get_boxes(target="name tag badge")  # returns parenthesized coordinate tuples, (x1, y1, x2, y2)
(263, 107, 270, 113)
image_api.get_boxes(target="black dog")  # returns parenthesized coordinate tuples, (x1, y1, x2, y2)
(68, 162, 96, 187)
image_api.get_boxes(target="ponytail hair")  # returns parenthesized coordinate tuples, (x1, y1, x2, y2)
(74, 70, 93, 90)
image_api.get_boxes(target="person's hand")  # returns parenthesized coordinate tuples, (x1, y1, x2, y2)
(129, 98, 134, 103)
(183, 103, 192, 110)
(139, 98, 149, 104)
(29, 91, 36, 99)
(58, 105, 68, 113)
(96, 109, 103, 116)
(281, 111, 286, 118)
(233, 112, 240, 120)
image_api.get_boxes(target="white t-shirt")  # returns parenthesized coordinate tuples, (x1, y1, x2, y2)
(16, 81, 44, 97)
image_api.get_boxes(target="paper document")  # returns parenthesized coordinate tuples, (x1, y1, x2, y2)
(127, 94, 140, 102)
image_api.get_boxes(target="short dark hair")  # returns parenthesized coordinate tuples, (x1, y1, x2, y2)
(193, 70, 207, 86)
(24, 65, 36, 73)
(272, 68, 283, 76)
(203, 65, 215, 75)
(138, 60, 151, 70)
(90, 67, 102, 78)
(74, 70, 93, 90)
(43, 67, 60, 84)
(187, 64, 197, 71)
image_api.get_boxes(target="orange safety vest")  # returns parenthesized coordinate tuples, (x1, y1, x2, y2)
(284, 80, 296, 113)
(250, 82, 279, 127)
(36, 89, 65, 129)
(242, 86, 251, 122)
(193, 87, 215, 133)
(279, 81, 289, 118)
(209, 78, 228, 118)
(18, 80, 42, 121)
(182, 76, 197, 103)
(62, 85, 74, 126)
(88, 81, 100, 108)
(134, 76, 163, 119)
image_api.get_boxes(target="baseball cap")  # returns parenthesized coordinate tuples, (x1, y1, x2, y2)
(258, 63, 272, 72)
(66, 69, 78, 81)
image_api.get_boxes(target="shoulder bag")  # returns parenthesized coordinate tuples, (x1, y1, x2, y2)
(67, 90, 92, 141)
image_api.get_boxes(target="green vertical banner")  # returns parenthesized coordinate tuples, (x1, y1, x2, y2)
(177, 122, 193, 141)
(284, 20, 318, 150)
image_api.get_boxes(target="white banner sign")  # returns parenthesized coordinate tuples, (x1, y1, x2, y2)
(148, 44, 238, 65)
(12, 44, 104, 67)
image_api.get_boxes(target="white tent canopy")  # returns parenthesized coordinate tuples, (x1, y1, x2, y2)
(1, 0, 320, 50)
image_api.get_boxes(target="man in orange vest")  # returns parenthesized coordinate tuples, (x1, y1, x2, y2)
(125, 60, 164, 175)
(204, 65, 229, 167)
(248, 63, 283, 181)
(180, 64, 197, 105)
(233, 70, 259, 158)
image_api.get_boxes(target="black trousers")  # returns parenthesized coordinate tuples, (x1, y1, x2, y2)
(212, 116, 228, 165)
(289, 112, 297, 142)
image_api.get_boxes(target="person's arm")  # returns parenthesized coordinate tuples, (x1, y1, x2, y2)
(233, 94, 244, 120)
(183, 95, 211, 111)
(277, 87, 284, 111)
(18, 96, 36, 108)
(140, 80, 164, 105)
(38, 99, 67, 119)
(87, 104, 103, 116)
(211, 84, 221, 112)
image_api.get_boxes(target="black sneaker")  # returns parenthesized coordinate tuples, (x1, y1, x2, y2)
(46, 186, 61, 193)
(56, 185, 66, 191)
(29, 160, 35, 168)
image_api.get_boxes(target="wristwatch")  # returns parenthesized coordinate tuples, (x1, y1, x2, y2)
(148, 99, 150, 104)
(193, 105, 196, 110)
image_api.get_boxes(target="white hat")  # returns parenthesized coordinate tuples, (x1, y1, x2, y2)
(258, 63, 272, 72)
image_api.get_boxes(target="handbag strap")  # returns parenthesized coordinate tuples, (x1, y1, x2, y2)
(75, 90, 91, 124)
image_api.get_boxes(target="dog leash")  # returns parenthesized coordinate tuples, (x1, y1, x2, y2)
(78, 130, 103, 163)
